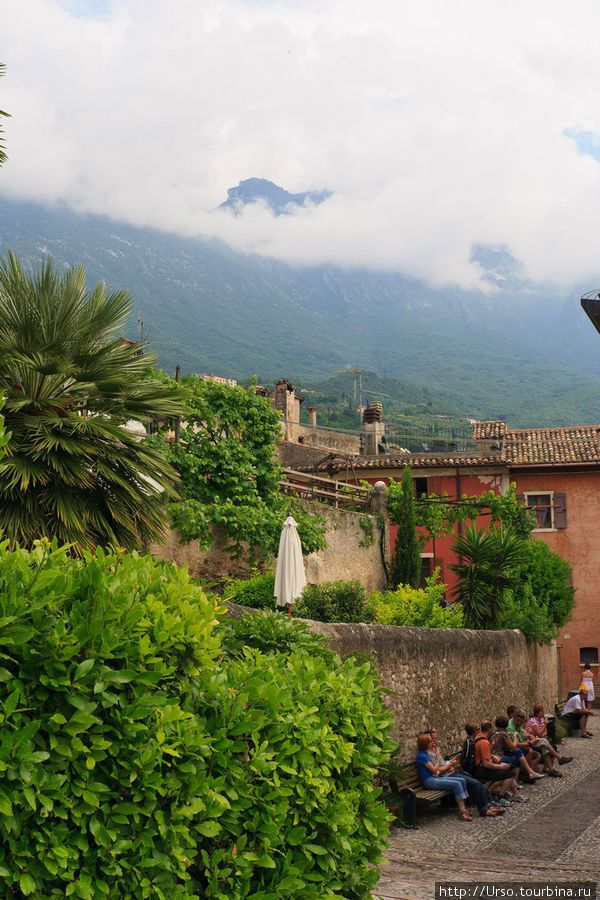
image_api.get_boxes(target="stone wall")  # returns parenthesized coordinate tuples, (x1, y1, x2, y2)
(150, 504, 388, 591)
(306, 620, 559, 760)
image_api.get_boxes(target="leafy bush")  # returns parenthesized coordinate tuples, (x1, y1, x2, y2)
(0, 541, 393, 898)
(0, 540, 220, 898)
(294, 580, 377, 624)
(372, 572, 463, 628)
(220, 609, 332, 659)
(223, 570, 276, 610)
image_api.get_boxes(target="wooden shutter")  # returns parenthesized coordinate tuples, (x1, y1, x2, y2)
(554, 493, 567, 529)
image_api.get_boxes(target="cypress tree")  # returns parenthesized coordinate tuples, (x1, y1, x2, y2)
(390, 466, 421, 588)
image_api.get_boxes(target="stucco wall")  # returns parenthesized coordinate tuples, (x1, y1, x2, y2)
(307, 620, 558, 760)
(150, 504, 388, 591)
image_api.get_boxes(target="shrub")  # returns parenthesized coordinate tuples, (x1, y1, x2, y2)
(372, 572, 462, 628)
(220, 609, 332, 658)
(0, 540, 220, 898)
(0, 542, 393, 898)
(294, 580, 377, 624)
(222, 570, 276, 610)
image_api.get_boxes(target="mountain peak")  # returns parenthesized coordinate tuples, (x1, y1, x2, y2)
(219, 177, 330, 216)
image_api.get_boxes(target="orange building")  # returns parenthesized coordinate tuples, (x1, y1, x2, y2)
(333, 421, 600, 699)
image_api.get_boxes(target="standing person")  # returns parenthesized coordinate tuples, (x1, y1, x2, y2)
(426, 730, 503, 818)
(581, 666, 595, 709)
(415, 733, 473, 821)
(563, 687, 595, 737)
(472, 721, 517, 807)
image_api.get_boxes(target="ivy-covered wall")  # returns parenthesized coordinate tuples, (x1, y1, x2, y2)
(150, 505, 388, 590)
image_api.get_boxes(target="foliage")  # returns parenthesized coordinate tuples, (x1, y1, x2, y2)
(449, 524, 527, 629)
(165, 376, 327, 561)
(0, 63, 9, 166)
(358, 514, 375, 547)
(499, 539, 574, 643)
(372, 571, 463, 628)
(294, 580, 377, 624)
(0, 252, 181, 552)
(219, 610, 332, 659)
(413, 483, 536, 546)
(0, 540, 393, 898)
(388, 467, 421, 589)
(0, 540, 220, 897)
(223, 570, 276, 610)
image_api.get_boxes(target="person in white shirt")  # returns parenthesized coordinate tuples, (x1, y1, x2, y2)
(563, 687, 595, 737)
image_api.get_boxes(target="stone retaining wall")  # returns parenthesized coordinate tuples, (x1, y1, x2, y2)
(304, 620, 558, 759)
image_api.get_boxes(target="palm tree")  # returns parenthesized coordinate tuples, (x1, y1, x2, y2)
(449, 524, 525, 629)
(0, 252, 181, 552)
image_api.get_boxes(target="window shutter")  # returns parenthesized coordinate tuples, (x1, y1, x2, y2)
(554, 493, 567, 529)
(515, 494, 524, 506)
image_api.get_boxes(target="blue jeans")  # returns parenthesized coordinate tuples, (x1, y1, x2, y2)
(421, 774, 468, 803)
(501, 750, 524, 767)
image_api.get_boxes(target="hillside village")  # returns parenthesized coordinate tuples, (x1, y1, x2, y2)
(4, 8, 600, 894)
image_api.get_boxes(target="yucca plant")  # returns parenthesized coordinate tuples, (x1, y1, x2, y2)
(449, 523, 526, 629)
(0, 251, 181, 552)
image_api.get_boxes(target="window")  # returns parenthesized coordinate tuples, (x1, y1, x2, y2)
(517, 491, 567, 529)
(419, 555, 433, 588)
(580, 647, 599, 666)
(415, 477, 428, 498)
(525, 492, 553, 529)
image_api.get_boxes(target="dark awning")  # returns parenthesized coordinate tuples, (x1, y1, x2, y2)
(581, 291, 600, 335)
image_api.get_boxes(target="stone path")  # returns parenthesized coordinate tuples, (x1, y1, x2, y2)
(376, 734, 600, 899)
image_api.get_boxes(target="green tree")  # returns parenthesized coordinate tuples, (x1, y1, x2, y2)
(0, 252, 180, 551)
(0, 63, 9, 166)
(167, 376, 327, 559)
(499, 538, 574, 642)
(449, 524, 526, 628)
(388, 466, 421, 588)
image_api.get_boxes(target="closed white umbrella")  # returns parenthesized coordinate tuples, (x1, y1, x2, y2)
(274, 515, 306, 612)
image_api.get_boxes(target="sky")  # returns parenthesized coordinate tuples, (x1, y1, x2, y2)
(3, 0, 600, 289)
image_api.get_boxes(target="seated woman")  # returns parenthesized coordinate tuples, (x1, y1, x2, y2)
(416, 733, 473, 821)
(493, 715, 544, 784)
(523, 706, 573, 772)
(472, 720, 518, 806)
(426, 729, 502, 817)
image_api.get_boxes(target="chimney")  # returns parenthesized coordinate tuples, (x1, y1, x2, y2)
(307, 407, 317, 429)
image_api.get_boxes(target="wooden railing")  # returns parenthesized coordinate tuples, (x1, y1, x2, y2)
(279, 468, 371, 508)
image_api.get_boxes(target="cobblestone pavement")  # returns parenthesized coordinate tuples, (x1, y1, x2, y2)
(376, 734, 600, 900)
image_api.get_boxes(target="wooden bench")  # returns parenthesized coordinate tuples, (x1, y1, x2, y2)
(397, 753, 461, 829)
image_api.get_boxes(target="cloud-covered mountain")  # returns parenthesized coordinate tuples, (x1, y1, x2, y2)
(219, 178, 331, 216)
(1, 193, 599, 427)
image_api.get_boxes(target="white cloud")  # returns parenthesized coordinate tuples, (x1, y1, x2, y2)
(3, 0, 600, 287)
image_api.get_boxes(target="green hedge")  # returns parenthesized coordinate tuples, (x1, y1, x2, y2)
(0, 542, 393, 898)
(223, 570, 276, 610)
(293, 581, 377, 624)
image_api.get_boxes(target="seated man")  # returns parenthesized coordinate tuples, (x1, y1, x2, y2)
(506, 709, 543, 774)
(472, 720, 518, 806)
(563, 687, 595, 738)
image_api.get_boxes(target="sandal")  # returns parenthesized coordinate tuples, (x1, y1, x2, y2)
(480, 806, 504, 817)
(458, 810, 473, 821)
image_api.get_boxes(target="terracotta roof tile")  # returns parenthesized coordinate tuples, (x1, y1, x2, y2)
(473, 420, 507, 440)
(503, 426, 600, 465)
(350, 454, 503, 469)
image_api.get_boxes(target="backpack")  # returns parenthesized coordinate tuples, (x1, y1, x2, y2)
(460, 735, 486, 774)
(460, 737, 476, 774)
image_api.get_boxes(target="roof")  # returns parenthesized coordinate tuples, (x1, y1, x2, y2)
(473, 420, 507, 441)
(300, 422, 600, 473)
(348, 453, 503, 470)
(502, 426, 600, 465)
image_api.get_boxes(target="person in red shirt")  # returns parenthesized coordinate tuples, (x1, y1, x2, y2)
(473, 720, 518, 807)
